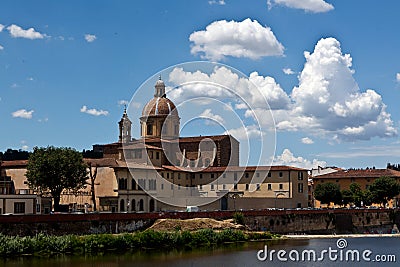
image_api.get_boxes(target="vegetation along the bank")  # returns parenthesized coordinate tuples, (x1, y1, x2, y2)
(0, 229, 279, 258)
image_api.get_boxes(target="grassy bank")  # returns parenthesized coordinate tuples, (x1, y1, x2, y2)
(0, 229, 279, 258)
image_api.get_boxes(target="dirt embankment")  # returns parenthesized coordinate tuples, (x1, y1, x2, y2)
(148, 218, 245, 231)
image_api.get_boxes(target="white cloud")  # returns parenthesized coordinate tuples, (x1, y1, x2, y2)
(27, 77, 34, 81)
(396, 73, 400, 82)
(168, 66, 290, 111)
(282, 37, 397, 141)
(189, 18, 284, 60)
(7, 24, 45, 39)
(10, 83, 18, 88)
(199, 108, 225, 125)
(84, 34, 97, 42)
(0, 24, 4, 32)
(283, 68, 294, 75)
(118, 100, 129, 106)
(224, 125, 264, 141)
(272, 148, 327, 169)
(301, 137, 314, 144)
(208, 0, 225, 5)
(38, 117, 49, 123)
(12, 109, 34, 119)
(80, 105, 109, 116)
(0, 45, 3, 50)
(268, 0, 334, 13)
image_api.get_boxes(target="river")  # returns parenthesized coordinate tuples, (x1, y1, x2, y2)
(1, 237, 399, 266)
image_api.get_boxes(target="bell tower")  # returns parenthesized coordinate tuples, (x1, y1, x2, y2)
(118, 106, 132, 143)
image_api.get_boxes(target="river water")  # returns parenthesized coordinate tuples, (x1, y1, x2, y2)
(1, 237, 399, 267)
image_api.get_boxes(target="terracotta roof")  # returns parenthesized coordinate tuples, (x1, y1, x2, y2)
(119, 143, 163, 150)
(161, 165, 307, 173)
(83, 158, 118, 167)
(313, 169, 400, 179)
(1, 160, 28, 168)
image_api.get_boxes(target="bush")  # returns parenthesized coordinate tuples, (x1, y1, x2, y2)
(233, 212, 245, 225)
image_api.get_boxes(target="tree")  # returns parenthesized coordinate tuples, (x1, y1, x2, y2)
(88, 162, 98, 211)
(369, 176, 400, 207)
(349, 183, 363, 207)
(26, 146, 88, 211)
(314, 182, 342, 207)
(341, 189, 353, 206)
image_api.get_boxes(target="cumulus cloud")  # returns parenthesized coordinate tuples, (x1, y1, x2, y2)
(84, 34, 97, 42)
(118, 100, 129, 106)
(80, 105, 109, 116)
(278, 37, 397, 141)
(283, 68, 294, 75)
(224, 125, 264, 141)
(168, 66, 290, 111)
(396, 73, 400, 82)
(12, 109, 34, 119)
(272, 149, 327, 169)
(268, 0, 334, 13)
(301, 137, 314, 144)
(0, 45, 3, 50)
(208, 0, 225, 5)
(189, 18, 284, 60)
(0, 24, 4, 32)
(199, 108, 225, 125)
(7, 24, 45, 39)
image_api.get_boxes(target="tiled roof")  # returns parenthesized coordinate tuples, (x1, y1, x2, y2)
(83, 158, 119, 167)
(161, 165, 307, 172)
(1, 160, 28, 168)
(313, 169, 400, 179)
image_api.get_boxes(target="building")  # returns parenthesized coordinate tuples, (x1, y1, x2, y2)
(312, 168, 400, 207)
(109, 77, 308, 212)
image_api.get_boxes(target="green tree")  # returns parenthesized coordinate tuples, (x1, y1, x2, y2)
(341, 189, 353, 206)
(26, 146, 88, 211)
(369, 176, 400, 207)
(349, 183, 363, 207)
(314, 182, 342, 207)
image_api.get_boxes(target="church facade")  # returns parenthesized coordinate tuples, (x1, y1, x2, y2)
(105, 77, 308, 212)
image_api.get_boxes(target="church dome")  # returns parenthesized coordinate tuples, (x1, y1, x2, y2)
(142, 96, 178, 117)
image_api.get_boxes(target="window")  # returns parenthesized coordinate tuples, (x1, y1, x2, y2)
(245, 184, 249, 191)
(268, 172, 271, 177)
(223, 173, 226, 178)
(118, 178, 127, 190)
(234, 184, 238, 190)
(147, 124, 153, 135)
(279, 184, 283, 190)
(256, 172, 260, 178)
(245, 172, 249, 178)
(199, 185, 203, 190)
(131, 199, 136, 211)
(138, 179, 145, 190)
(267, 184, 272, 191)
(139, 199, 144, 211)
(256, 184, 261, 191)
(279, 172, 283, 177)
(211, 184, 215, 190)
(161, 183, 164, 190)
(298, 172, 303, 180)
(223, 184, 226, 190)
(119, 199, 125, 212)
(167, 173, 170, 179)
(156, 152, 160, 159)
(134, 149, 142, 159)
(298, 183, 304, 193)
(149, 151, 153, 159)
(205, 158, 211, 166)
(211, 173, 215, 179)
(178, 173, 181, 179)
(149, 180, 156, 190)
(200, 174, 203, 179)
(14, 202, 25, 214)
(131, 179, 137, 190)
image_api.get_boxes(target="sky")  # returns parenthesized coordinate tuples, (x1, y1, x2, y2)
(1, 0, 400, 169)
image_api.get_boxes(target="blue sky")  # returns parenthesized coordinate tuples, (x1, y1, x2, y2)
(1, 0, 399, 169)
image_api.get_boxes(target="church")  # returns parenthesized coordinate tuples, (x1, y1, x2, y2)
(100, 77, 308, 212)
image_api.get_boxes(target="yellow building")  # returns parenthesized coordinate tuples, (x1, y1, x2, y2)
(312, 168, 400, 207)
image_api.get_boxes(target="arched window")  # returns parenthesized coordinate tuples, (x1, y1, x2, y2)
(147, 124, 153, 135)
(131, 199, 136, 212)
(120, 199, 125, 212)
(139, 199, 144, 211)
(149, 199, 155, 212)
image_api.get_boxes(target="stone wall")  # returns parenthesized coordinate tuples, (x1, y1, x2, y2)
(0, 209, 399, 236)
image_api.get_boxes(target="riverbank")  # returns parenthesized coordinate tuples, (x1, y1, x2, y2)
(0, 229, 279, 258)
(285, 233, 400, 239)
